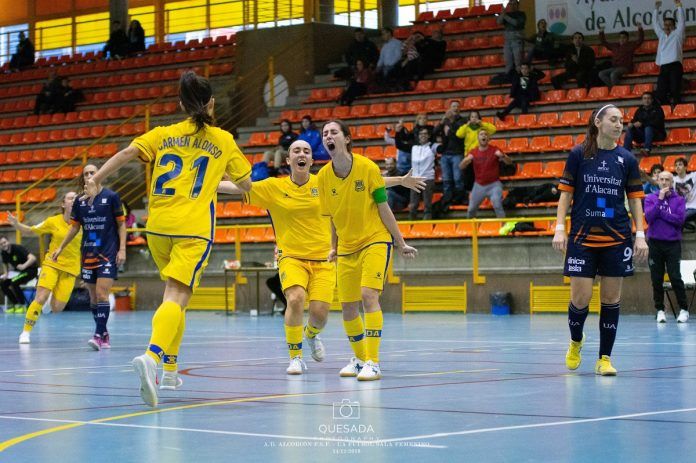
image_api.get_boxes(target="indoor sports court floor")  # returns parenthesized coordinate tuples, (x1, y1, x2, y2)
(1, 311, 695, 462)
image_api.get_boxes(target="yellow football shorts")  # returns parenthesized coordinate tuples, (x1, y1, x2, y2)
(37, 265, 77, 303)
(279, 257, 335, 304)
(147, 234, 212, 289)
(336, 243, 391, 303)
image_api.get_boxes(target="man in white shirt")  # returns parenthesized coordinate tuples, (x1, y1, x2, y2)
(673, 157, 696, 231)
(376, 27, 402, 85)
(396, 127, 438, 220)
(653, 0, 685, 105)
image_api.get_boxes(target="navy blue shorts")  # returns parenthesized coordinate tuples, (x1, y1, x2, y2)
(563, 240, 634, 278)
(81, 253, 118, 284)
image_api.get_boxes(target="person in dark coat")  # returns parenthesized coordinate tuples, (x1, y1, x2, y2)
(127, 20, 146, 54)
(496, 63, 544, 120)
(624, 92, 666, 155)
(551, 32, 596, 89)
(103, 21, 129, 59)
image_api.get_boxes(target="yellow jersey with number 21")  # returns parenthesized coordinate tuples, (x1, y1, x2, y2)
(133, 119, 251, 241)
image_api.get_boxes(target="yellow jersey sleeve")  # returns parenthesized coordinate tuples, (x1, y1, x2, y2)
(132, 127, 162, 163)
(317, 166, 331, 217)
(31, 217, 54, 235)
(225, 136, 252, 183)
(243, 178, 275, 209)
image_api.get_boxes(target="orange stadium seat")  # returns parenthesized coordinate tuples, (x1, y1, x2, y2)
(332, 106, 350, 119)
(477, 221, 502, 237)
(529, 136, 551, 152)
(424, 99, 445, 113)
(665, 128, 690, 144)
(537, 113, 559, 127)
(507, 138, 529, 152)
(40, 187, 57, 202)
(406, 100, 425, 114)
(247, 132, 268, 146)
(26, 188, 42, 203)
(0, 190, 15, 204)
(415, 80, 434, 92)
(516, 114, 537, 129)
(314, 107, 331, 120)
(350, 105, 368, 118)
(552, 135, 574, 151)
(410, 223, 434, 238)
(671, 103, 695, 119)
(662, 155, 682, 172)
(435, 78, 453, 92)
(369, 103, 388, 117)
(520, 162, 543, 178)
(545, 161, 565, 178)
(632, 83, 653, 96)
(559, 111, 581, 126)
(364, 146, 384, 161)
(387, 102, 406, 116)
(639, 155, 661, 172)
(431, 223, 458, 238)
(566, 88, 587, 102)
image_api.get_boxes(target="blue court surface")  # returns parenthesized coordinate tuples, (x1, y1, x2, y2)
(1, 311, 695, 462)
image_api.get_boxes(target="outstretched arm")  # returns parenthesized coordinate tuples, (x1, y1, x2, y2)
(7, 213, 33, 235)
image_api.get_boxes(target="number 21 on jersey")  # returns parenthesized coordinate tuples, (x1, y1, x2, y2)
(153, 153, 209, 199)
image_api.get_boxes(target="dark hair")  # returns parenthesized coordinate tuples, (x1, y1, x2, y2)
(650, 163, 664, 175)
(0, 234, 8, 241)
(573, 32, 584, 40)
(675, 157, 688, 167)
(642, 91, 654, 99)
(301, 114, 312, 122)
(322, 119, 353, 152)
(77, 163, 99, 192)
(537, 19, 547, 27)
(279, 119, 292, 131)
(354, 28, 364, 33)
(619, 31, 629, 38)
(179, 71, 214, 133)
(469, 110, 481, 119)
(382, 27, 393, 35)
(582, 104, 618, 159)
(665, 16, 676, 25)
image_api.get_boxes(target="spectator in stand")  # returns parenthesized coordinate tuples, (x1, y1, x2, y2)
(263, 119, 297, 173)
(395, 127, 439, 220)
(102, 21, 129, 59)
(397, 32, 422, 90)
(339, 59, 374, 106)
(525, 19, 560, 65)
(644, 164, 664, 195)
(654, 0, 686, 106)
(9, 31, 35, 71)
(345, 28, 379, 69)
(297, 115, 329, 161)
(384, 122, 411, 175)
(418, 29, 447, 75)
(673, 157, 696, 231)
(335, 28, 380, 80)
(598, 25, 644, 87)
(496, 63, 544, 120)
(383, 157, 410, 212)
(645, 171, 689, 323)
(375, 27, 402, 88)
(33, 72, 62, 115)
(1, 235, 39, 313)
(624, 92, 666, 155)
(434, 101, 466, 204)
(551, 32, 596, 90)
(455, 110, 497, 197)
(497, 0, 526, 76)
(461, 130, 512, 218)
(410, 113, 434, 142)
(55, 77, 83, 113)
(123, 201, 137, 243)
(127, 19, 146, 55)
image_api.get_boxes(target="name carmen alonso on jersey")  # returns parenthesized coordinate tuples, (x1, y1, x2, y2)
(158, 136, 223, 158)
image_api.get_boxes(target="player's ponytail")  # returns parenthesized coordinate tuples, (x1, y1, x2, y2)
(179, 71, 214, 133)
(582, 104, 616, 159)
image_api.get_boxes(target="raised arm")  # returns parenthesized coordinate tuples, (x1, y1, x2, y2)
(217, 180, 244, 195)
(384, 170, 426, 192)
(7, 213, 34, 235)
(86, 145, 142, 197)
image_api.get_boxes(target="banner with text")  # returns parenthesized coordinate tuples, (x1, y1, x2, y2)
(535, 0, 695, 35)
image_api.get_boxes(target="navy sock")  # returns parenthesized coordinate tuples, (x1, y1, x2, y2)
(568, 302, 589, 342)
(90, 304, 98, 325)
(599, 302, 620, 358)
(95, 302, 110, 336)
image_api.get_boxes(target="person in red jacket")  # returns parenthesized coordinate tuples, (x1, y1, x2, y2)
(460, 130, 512, 218)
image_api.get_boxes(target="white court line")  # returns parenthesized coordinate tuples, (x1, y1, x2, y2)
(368, 407, 696, 444)
(0, 346, 453, 374)
(0, 415, 447, 449)
(0, 339, 262, 354)
(398, 369, 499, 378)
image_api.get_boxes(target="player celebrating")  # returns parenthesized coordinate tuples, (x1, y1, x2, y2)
(318, 120, 417, 381)
(9, 192, 82, 344)
(552, 104, 648, 376)
(219, 139, 425, 375)
(80, 71, 252, 407)
(53, 165, 126, 350)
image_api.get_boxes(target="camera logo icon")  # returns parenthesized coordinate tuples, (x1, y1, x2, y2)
(333, 399, 360, 420)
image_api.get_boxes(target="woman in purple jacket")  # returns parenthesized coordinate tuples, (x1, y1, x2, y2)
(644, 171, 688, 323)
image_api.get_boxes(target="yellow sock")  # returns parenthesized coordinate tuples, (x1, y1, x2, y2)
(146, 301, 183, 364)
(285, 324, 304, 358)
(304, 322, 322, 339)
(364, 311, 383, 363)
(343, 316, 366, 361)
(23, 301, 43, 332)
(163, 311, 186, 372)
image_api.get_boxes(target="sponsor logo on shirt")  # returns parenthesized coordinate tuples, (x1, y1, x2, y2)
(585, 197, 614, 218)
(331, 188, 338, 196)
(310, 187, 319, 197)
(598, 160, 610, 172)
(354, 180, 365, 192)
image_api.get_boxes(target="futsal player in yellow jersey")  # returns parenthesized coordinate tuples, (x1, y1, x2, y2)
(81, 71, 252, 407)
(7, 192, 82, 344)
(219, 140, 425, 375)
(318, 120, 418, 381)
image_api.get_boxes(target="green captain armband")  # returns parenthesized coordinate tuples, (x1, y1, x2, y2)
(372, 187, 387, 203)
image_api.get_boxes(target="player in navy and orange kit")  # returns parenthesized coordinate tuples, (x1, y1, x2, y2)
(53, 164, 127, 350)
(552, 104, 648, 376)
